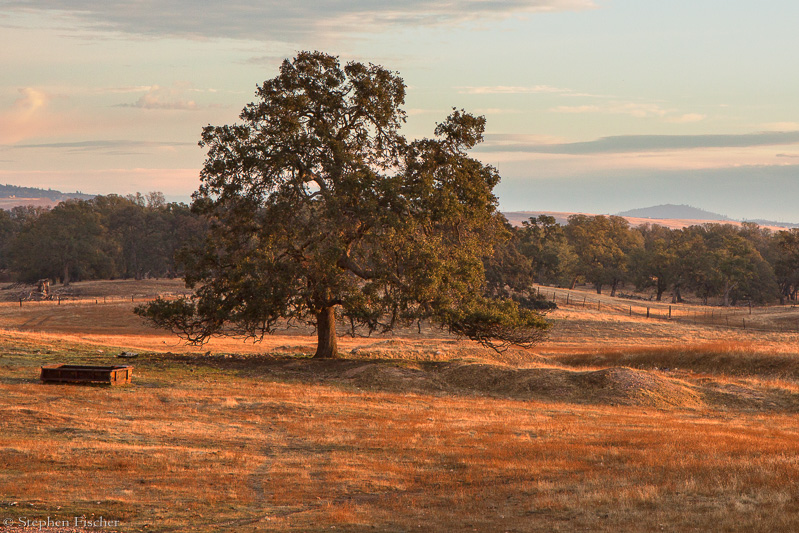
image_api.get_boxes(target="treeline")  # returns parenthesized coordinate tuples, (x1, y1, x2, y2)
(2, 198, 799, 308)
(492, 214, 799, 307)
(0, 192, 206, 285)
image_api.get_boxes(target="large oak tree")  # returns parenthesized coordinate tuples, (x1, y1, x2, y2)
(136, 51, 549, 358)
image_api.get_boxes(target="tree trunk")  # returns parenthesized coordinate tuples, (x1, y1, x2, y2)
(673, 285, 683, 303)
(610, 280, 618, 298)
(722, 281, 735, 307)
(656, 279, 666, 302)
(314, 306, 338, 359)
(595, 283, 602, 295)
(63, 263, 70, 287)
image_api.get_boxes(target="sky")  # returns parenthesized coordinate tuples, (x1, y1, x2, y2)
(1, 0, 798, 221)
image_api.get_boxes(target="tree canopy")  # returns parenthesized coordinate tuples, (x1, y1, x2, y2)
(135, 51, 550, 358)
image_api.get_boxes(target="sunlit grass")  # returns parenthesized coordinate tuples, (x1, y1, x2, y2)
(1, 281, 799, 531)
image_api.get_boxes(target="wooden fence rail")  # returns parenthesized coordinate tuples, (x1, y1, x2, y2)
(534, 285, 799, 333)
(4, 293, 193, 309)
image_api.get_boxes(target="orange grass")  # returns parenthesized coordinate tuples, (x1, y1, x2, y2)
(2, 281, 799, 531)
(553, 341, 799, 380)
(2, 349, 799, 532)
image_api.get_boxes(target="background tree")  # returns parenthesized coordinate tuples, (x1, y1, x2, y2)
(518, 215, 578, 288)
(774, 229, 799, 303)
(631, 223, 678, 301)
(482, 216, 556, 311)
(677, 224, 774, 306)
(136, 52, 549, 358)
(566, 215, 642, 296)
(11, 200, 115, 285)
(0, 209, 15, 278)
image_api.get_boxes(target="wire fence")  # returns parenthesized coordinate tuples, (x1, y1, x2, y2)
(534, 285, 799, 333)
(4, 285, 799, 334)
(1, 293, 193, 309)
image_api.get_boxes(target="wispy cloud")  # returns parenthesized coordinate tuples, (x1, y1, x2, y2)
(551, 102, 668, 118)
(473, 108, 523, 115)
(459, 85, 572, 95)
(115, 84, 198, 110)
(550, 101, 709, 123)
(0, 1, 597, 41)
(763, 122, 799, 131)
(666, 113, 706, 124)
(479, 131, 799, 155)
(7, 140, 195, 155)
(458, 85, 605, 99)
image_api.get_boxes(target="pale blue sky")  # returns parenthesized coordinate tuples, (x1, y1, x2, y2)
(1, 1, 798, 220)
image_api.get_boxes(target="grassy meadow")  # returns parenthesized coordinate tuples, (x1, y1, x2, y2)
(1, 280, 799, 532)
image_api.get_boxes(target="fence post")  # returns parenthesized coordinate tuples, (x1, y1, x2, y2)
(583, 297, 586, 307)
(629, 306, 632, 316)
(646, 307, 650, 318)
(668, 305, 672, 319)
(598, 301, 601, 311)
(566, 293, 570, 305)
(19, 298, 22, 308)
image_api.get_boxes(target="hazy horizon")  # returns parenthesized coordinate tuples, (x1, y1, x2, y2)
(4, 180, 798, 225)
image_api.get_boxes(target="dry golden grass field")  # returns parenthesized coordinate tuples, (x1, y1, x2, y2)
(1, 280, 799, 532)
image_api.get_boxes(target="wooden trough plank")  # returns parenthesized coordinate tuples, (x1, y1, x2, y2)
(40, 364, 133, 385)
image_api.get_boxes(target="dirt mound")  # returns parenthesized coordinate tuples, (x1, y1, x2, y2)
(152, 352, 798, 412)
(439, 364, 704, 408)
(340, 363, 447, 394)
(219, 354, 705, 408)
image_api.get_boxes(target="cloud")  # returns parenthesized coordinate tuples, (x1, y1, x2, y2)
(0, 1, 597, 41)
(666, 113, 706, 124)
(0, 88, 52, 143)
(115, 85, 198, 110)
(458, 85, 574, 95)
(551, 102, 669, 118)
(472, 108, 523, 115)
(479, 131, 799, 155)
(550, 101, 709, 123)
(95, 86, 156, 95)
(549, 104, 600, 113)
(763, 122, 799, 131)
(6, 139, 195, 156)
(13, 87, 49, 114)
(458, 85, 606, 99)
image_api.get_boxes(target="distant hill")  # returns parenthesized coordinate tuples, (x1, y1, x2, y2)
(0, 184, 94, 210)
(742, 219, 799, 229)
(617, 204, 729, 221)
(502, 210, 796, 232)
